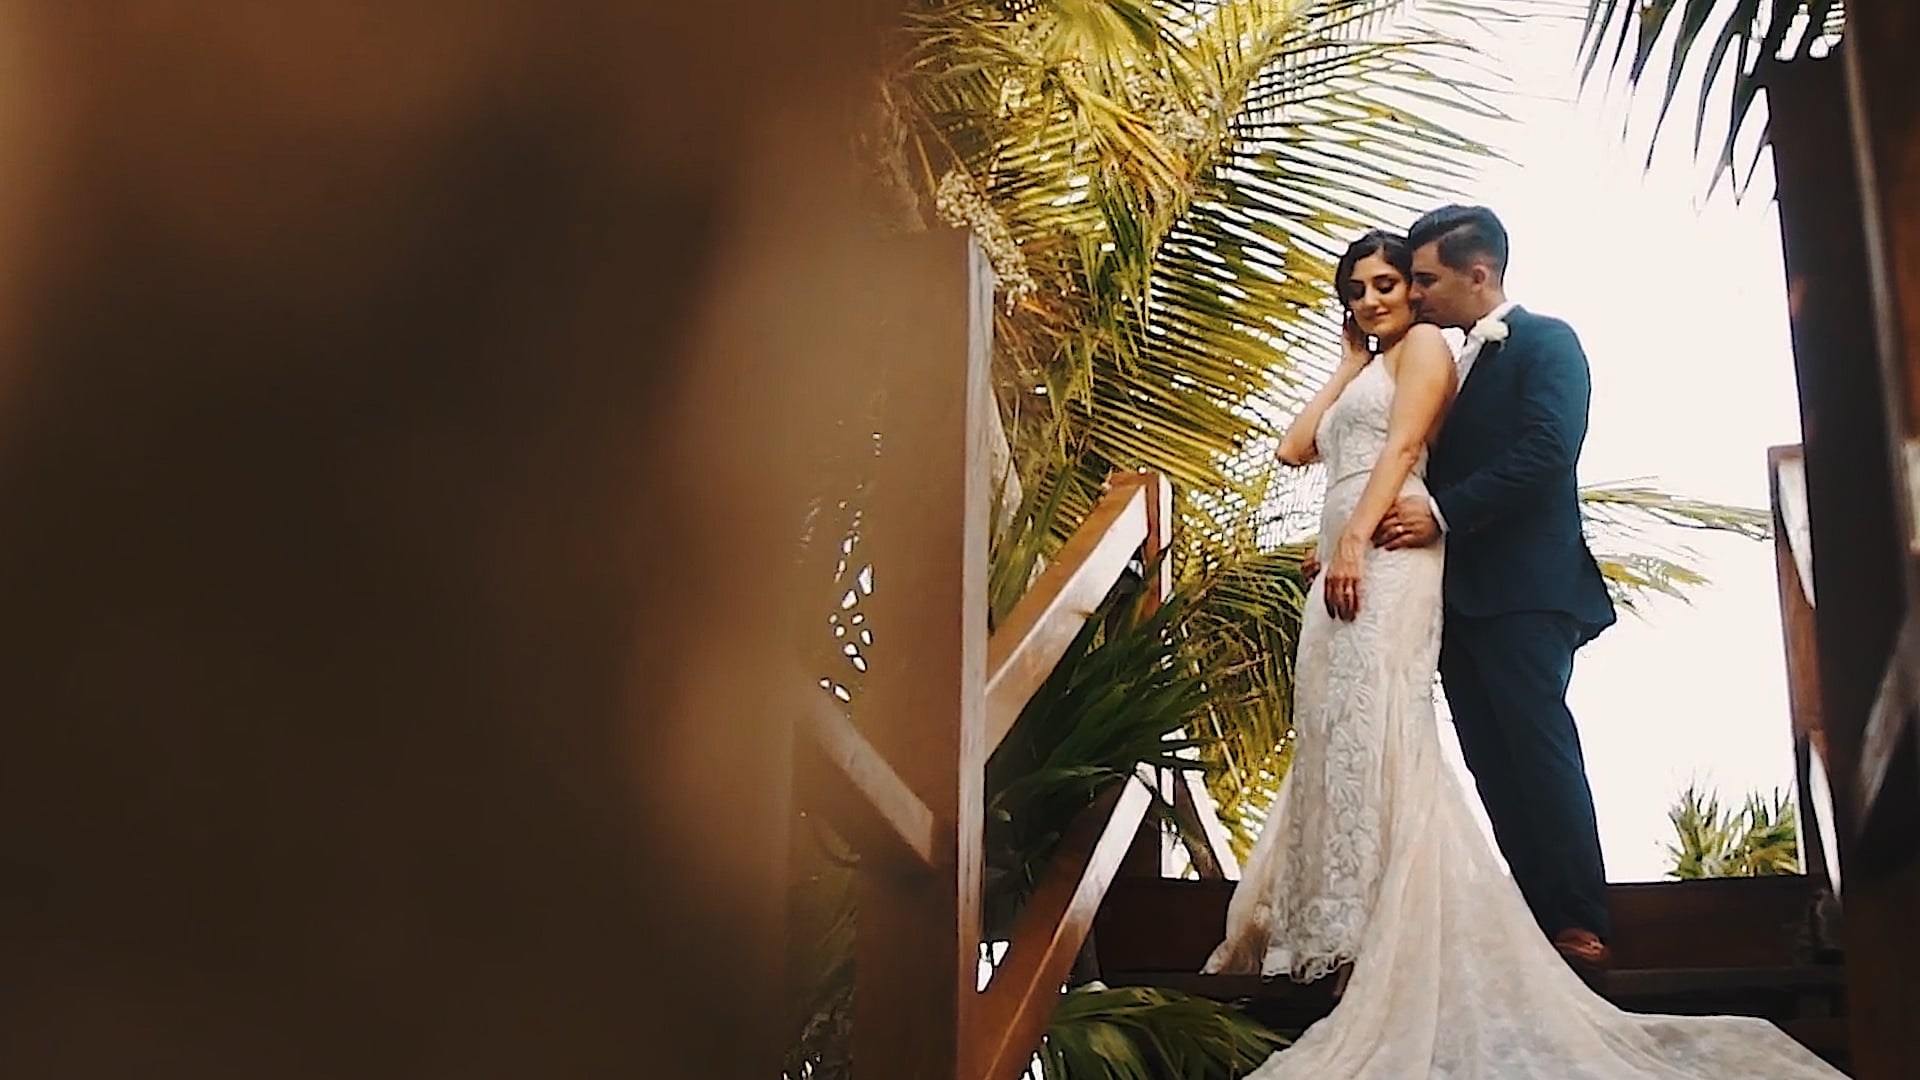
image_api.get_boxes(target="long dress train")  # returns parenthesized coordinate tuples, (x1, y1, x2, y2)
(1204, 359, 1844, 1078)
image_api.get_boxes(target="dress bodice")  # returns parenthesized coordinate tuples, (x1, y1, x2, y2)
(1317, 358, 1427, 491)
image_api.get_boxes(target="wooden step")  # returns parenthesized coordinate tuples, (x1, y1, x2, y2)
(1779, 1016, 1852, 1069)
(1101, 966, 1850, 1069)
(1091, 876, 1850, 1070)
(1093, 875, 1832, 975)
(1605, 964, 1844, 1013)
(1104, 966, 1842, 1017)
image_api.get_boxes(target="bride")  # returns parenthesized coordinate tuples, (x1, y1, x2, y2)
(1201, 226, 1846, 1078)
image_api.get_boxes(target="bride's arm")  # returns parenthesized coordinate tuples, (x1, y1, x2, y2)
(1276, 316, 1372, 466)
(1320, 324, 1455, 620)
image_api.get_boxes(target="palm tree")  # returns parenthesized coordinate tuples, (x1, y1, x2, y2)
(891, 0, 1753, 849)
(1664, 782, 1802, 879)
(846, 0, 1511, 874)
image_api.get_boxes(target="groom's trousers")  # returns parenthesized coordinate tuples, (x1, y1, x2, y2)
(1439, 610, 1610, 940)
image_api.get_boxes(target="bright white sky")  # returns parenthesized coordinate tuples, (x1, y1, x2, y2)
(1420, 10, 1805, 882)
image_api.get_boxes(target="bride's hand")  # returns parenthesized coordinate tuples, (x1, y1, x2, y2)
(1323, 532, 1366, 622)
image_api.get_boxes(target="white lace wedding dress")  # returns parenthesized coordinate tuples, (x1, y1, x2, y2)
(1203, 359, 1845, 1078)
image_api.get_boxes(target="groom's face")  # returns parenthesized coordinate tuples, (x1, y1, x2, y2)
(1409, 241, 1472, 330)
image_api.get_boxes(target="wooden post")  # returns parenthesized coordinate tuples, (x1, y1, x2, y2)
(1135, 467, 1241, 882)
(1841, 0, 1920, 851)
(1768, 26, 1920, 1078)
(1111, 470, 1178, 879)
(855, 228, 994, 1080)
(1137, 471, 1175, 617)
(1837, 10, 1920, 1075)
(0, 3, 911, 1078)
(1767, 48, 1902, 847)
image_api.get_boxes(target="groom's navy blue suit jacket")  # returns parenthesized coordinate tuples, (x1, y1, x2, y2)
(1427, 307, 1617, 641)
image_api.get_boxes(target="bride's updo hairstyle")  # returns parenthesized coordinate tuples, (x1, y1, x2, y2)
(1333, 229, 1413, 309)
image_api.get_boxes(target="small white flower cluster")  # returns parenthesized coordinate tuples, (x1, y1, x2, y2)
(1470, 312, 1510, 343)
(934, 167, 1037, 309)
(1124, 71, 1215, 161)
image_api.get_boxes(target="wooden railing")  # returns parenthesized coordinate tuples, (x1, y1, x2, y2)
(967, 471, 1170, 1080)
(800, 469, 1174, 1080)
(792, 229, 1222, 1079)
(1770, 445, 1843, 894)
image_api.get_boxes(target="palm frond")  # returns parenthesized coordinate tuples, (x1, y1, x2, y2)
(1580, 481, 1771, 539)
(902, 0, 1522, 553)
(1579, 0, 1846, 196)
(1593, 550, 1710, 610)
(1038, 982, 1286, 1080)
(1664, 780, 1801, 878)
(1734, 787, 1803, 875)
(1177, 548, 1311, 855)
(1579, 481, 1768, 609)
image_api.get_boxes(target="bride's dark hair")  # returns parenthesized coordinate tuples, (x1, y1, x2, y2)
(1334, 229, 1412, 309)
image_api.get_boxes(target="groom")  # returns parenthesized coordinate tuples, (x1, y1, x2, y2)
(1374, 204, 1619, 982)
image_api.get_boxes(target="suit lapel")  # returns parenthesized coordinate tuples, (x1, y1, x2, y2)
(1458, 338, 1502, 396)
(1456, 305, 1526, 398)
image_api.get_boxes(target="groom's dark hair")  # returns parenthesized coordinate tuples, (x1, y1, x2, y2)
(1407, 204, 1509, 279)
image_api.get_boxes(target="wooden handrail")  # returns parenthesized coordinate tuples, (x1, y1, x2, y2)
(805, 470, 1170, 871)
(958, 472, 1182, 1078)
(964, 776, 1156, 1080)
(1771, 446, 1826, 755)
(799, 685, 940, 873)
(1773, 440, 1920, 877)
(984, 477, 1151, 753)
(1858, 617, 1917, 831)
(1770, 444, 1840, 891)
(1773, 445, 1817, 609)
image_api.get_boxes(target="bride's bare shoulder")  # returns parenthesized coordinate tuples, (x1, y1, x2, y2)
(1403, 322, 1449, 351)
(1394, 323, 1453, 374)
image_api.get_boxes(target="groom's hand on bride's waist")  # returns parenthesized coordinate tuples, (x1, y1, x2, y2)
(1374, 495, 1441, 550)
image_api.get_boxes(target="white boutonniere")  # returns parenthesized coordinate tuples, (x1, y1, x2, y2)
(1471, 312, 1510, 343)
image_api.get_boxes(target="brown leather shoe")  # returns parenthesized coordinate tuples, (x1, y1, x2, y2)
(1330, 960, 1354, 1000)
(1553, 928, 1612, 990)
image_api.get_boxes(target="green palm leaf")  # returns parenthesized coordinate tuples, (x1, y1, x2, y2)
(1579, 0, 1846, 196)
(1038, 983, 1286, 1079)
(1664, 781, 1801, 878)
(1579, 481, 1769, 610)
